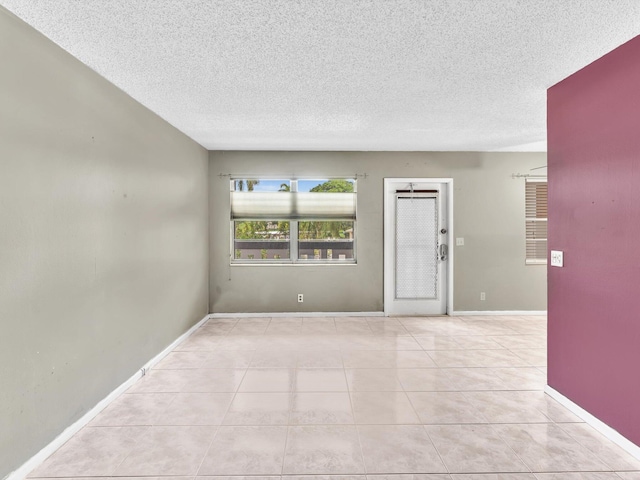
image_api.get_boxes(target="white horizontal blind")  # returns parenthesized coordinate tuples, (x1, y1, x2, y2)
(525, 179, 548, 264)
(395, 196, 438, 299)
(231, 192, 356, 220)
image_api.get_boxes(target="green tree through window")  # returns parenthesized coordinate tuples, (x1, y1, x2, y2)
(235, 221, 290, 240)
(299, 179, 354, 240)
(309, 179, 354, 193)
(235, 180, 260, 191)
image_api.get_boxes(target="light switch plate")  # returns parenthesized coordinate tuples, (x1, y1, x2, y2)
(456, 237, 464, 246)
(550, 250, 564, 267)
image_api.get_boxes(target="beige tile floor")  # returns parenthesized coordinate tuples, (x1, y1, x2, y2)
(29, 315, 640, 479)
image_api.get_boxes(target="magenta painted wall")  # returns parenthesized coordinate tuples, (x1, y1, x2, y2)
(547, 35, 640, 446)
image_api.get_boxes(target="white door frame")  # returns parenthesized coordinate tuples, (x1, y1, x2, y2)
(383, 178, 454, 316)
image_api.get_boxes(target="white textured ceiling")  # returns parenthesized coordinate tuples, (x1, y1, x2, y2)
(2, 1, 640, 151)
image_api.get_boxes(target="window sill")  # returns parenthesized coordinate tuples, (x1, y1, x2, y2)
(231, 261, 357, 267)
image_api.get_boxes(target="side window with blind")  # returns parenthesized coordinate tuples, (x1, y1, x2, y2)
(525, 179, 548, 264)
(231, 179, 356, 263)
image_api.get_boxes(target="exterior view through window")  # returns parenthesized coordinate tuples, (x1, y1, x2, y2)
(231, 179, 356, 263)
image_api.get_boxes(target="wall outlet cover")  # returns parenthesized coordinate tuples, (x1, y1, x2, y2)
(550, 250, 564, 267)
(456, 237, 464, 246)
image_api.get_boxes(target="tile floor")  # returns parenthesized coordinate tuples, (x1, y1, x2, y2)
(29, 315, 640, 479)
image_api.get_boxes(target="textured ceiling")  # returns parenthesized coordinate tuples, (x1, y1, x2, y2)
(2, 1, 640, 151)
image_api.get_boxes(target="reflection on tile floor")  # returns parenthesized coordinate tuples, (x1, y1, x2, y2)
(28, 315, 640, 479)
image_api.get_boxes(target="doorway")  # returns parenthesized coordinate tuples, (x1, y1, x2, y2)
(384, 178, 453, 316)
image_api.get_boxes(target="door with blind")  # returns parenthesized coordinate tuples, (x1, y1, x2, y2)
(384, 179, 452, 316)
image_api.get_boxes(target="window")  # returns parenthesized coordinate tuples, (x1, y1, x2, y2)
(231, 179, 356, 263)
(525, 179, 548, 264)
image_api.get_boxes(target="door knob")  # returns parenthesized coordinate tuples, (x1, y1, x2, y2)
(439, 244, 448, 261)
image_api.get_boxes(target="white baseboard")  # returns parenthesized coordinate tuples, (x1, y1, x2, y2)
(6, 314, 210, 480)
(209, 311, 384, 318)
(452, 310, 547, 316)
(545, 385, 640, 460)
(210, 311, 547, 318)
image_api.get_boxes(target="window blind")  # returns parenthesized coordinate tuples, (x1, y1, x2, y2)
(231, 192, 357, 220)
(525, 179, 548, 264)
(395, 196, 438, 299)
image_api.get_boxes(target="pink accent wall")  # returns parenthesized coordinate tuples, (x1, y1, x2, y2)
(547, 35, 640, 446)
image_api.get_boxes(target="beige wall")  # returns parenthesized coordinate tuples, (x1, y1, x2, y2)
(0, 9, 209, 478)
(210, 151, 547, 313)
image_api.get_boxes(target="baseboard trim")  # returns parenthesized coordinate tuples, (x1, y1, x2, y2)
(6, 313, 210, 480)
(545, 385, 640, 461)
(209, 311, 384, 318)
(452, 310, 547, 316)
(210, 311, 547, 318)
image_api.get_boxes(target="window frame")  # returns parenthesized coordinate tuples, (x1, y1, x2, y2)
(525, 178, 548, 265)
(230, 178, 357, 265)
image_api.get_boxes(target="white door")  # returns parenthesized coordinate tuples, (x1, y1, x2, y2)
(384, 179, 451, 316)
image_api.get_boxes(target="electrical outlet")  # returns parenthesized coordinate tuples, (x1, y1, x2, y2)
(297, 293, 304, 303)
(550, 250, 564, 267)
(456, 237, 464, 246)
(480, 292, 486, 301)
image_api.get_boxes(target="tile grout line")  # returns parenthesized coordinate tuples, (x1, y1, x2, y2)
(340, 350, 368, 474)
(193, 417, 222, 477)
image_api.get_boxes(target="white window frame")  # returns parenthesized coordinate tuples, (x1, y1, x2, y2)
(230, 178, 357, 265)
(525, 178, 548, 265)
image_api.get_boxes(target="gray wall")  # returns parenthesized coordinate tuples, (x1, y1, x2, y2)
(0, 9, 209, 478)
(210, 151, 547, 313)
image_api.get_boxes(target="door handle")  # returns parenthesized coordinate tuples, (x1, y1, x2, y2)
(439, 244, 448, 261)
